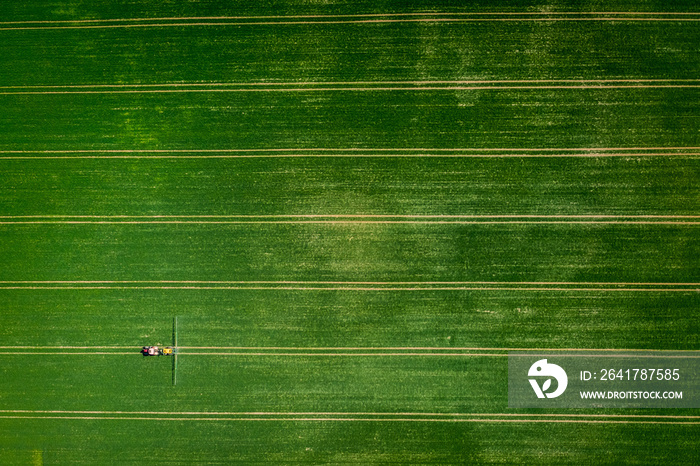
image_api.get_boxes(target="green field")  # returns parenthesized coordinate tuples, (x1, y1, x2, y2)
(1, 1, 699, 464)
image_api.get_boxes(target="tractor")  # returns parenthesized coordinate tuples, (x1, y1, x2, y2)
(141, 346, 174, 356)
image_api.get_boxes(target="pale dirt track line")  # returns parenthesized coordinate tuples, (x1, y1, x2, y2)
(179, 352, 700, 358)
(0, 415, 697, 424)
(2, 215, 700, 219)
(2, 79, 699, 89)
(3, 85, 700, 94)
(0, 286, 698, 292)
(0, 410, 697, 419)
(0, 352, 679, 358)
(180, 352, 509, 356)
(1, 146, 698, 152)
(0, 346, 133, 349)
(0, 352, 133, 355)
(0, 351, 502, 357)
(2, 153, 699, 159)
(1, 351, 696, 359)
(1, 280, 697, 285)
(2, 220, 700, 225)
(2, 12, 700, 26)
(3, 17, 700, 31)
(2, 146, 698, 152)
(3, 215, 699, 219)
(179, 346, 698, 352)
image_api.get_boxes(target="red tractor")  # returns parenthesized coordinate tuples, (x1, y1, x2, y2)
(141, 346, 174, 356)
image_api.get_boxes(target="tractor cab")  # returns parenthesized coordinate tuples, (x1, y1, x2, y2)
(142, 346, 162, 356)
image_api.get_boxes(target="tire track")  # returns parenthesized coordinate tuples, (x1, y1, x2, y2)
(2, 12, 700, 31)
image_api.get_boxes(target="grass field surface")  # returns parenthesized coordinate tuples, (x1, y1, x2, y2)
(1, 1, 699, 463)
